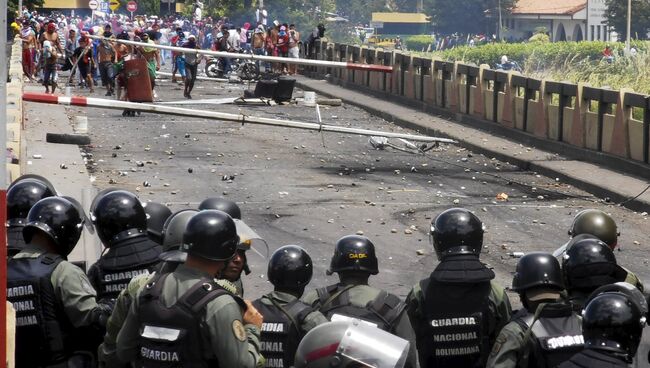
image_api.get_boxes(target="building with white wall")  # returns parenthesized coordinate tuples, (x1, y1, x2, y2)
(501, 0, 611, 42)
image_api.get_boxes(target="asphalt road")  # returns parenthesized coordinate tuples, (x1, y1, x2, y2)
(70, 66, 650, 306)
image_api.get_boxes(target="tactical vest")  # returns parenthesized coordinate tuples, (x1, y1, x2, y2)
(136, 272, 245, 368)
(252, 296, 314, 368)
(7, 225, 28, 257)
(513, 306, 584, 368)
(419, 279, 493, 368)
(7, 253, 71, 367)
(315, 285, 405, 332)
(93, 236, 161, 300)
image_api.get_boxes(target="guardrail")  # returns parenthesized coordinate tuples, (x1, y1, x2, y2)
(303, 40, 650, 171)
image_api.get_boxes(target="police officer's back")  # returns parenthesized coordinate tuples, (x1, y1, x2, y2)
(87, 190, 162, 302)
(253, 245, 328, 368)
(564, 209, 643, 291)
(142, 201, 172, 245)
(6, 177, 55, 256)
(301, 235, 418, 368)
(98, 208, 198, 368)
(562, 238, 628, 312)
(487, 252, 583, 368)
(406, 208, 512, 368)
(116, 210, 265, 367)
(559, 286, 646, 368)
(8, 196, 113, 367)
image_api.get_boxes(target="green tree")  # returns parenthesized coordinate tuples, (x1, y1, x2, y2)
(8, 0, 45, 21)
(425, 0, 517, 35)
(335, 0, 388, 25)
(604, 0, 650, 41)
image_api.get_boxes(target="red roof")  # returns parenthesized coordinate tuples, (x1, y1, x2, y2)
(511, 0, 586, 15)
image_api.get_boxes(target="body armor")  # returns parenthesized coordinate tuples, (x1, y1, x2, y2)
(89, 235, 161, 300)
(7, 253, 71, 367)
(419, 279, 492, 368)
(513, 304, 584, 368)
(252, 296, 313, 368)
(315, 285, 404, 331)
(136, 273, 244, 368)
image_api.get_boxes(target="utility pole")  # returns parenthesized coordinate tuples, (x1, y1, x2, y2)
(498, 0, 503, 40)
(625, 0, 632, 54)
(416, 0, 423, 13)
(0, 0, 9, 363)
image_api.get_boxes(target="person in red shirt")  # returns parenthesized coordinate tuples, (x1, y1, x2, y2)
(276, 25, 290, 74)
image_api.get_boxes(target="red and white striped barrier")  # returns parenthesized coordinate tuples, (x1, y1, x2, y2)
(22, 92, 455, 144)
(87, 35, 394, 73)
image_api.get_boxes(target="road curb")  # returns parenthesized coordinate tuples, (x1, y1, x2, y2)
(294, 78, 650, 213)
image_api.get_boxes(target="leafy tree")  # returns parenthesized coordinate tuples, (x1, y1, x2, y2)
(425, 0, 517, 36)
(8, 0, 45, 21)
(604, 0, 650, 41)
(334, 0, 388, 25)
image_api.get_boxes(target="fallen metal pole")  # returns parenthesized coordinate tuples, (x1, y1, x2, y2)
(87, 35, 393, 73)
(23, 92, 456, 144)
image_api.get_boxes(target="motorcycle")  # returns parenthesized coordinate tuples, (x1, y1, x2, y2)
(495, 60, 522, 72)
(205, 50, 260, 80)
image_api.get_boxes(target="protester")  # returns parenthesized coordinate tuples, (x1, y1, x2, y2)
(183, 34, 200, 99)
(287, 24, 300, 75)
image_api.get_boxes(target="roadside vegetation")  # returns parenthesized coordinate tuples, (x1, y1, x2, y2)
(425, 41, 650, 96)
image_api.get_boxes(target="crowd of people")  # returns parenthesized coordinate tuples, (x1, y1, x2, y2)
(5, 173, 650, 368)
(11, 9, 325, 100)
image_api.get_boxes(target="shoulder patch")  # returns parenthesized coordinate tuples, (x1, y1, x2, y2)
(232, 320, 247, 342)
(78, 273, 97, 296)
(217, 279, 238, 295)
(490, 334, 507, 357)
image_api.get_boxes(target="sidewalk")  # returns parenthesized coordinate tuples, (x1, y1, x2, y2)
(22, 84, 100, 268)
(294, 75, 650, 213)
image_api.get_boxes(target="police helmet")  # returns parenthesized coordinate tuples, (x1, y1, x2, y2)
(93, 190, 147, 247)
(588, 282, 648, 316)
(582, 292, 645, 361)
(23, 197, 84, 256)
(9, 174, 57, 195)
(182, 210, 239, 261)
(430, 208, 483, 260)
(89, 187, 127, 223)
(7, 179, 55, 226)
(327, 235, 378, 275)
(512, 252, 564, 293)
(198, 197, 241, 219)
(294, 320, 410, 368)
(268, 245, 313, 290)
(569, 209, 618, 249)
(161, 209, 198, 252)
(143, 201, 172, 244)
(562, 238, 627, 290)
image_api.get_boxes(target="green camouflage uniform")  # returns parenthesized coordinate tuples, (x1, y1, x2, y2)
(115, 264, 264, 367)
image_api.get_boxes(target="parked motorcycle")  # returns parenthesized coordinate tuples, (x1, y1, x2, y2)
(205, 51, 260, 80)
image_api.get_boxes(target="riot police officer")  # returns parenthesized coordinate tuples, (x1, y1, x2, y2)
(487, 252, 583, 368)
(6, 177, 55, 256)
(142, 201, 172, 245)
(252, 245, 328, 368)
(559, 289, 646, 367)
(98, 208, 199, 368)
(294, 320, 411, 368)
(557, 209, 643, 291)
(301, 235, 418, 368)
(87, 190, 162, 302)
(8, 196, 113, 367)
(199, 197, 254, 297)
(562, 238, 627, 311)
(115, 210, 265, 367)
(406, 208, 512, 368)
